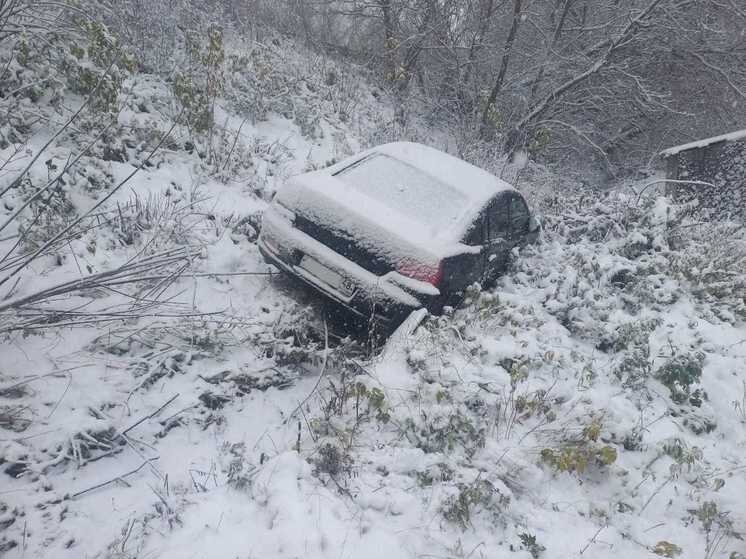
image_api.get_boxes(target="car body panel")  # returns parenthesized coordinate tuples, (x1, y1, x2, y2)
(258, 143, 535, 320)
(275, 142, 518, 251)
(258, 206, 436, 321)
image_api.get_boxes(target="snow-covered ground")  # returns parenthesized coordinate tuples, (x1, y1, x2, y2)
(1, 34, 745, 559)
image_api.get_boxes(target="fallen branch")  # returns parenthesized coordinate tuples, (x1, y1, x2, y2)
(122, 393, 179, 435)
(70, 458, 159, 499)
(0, 247, 193, 317)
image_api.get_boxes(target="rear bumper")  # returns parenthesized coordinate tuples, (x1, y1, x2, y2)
(258, 209, 437, 322)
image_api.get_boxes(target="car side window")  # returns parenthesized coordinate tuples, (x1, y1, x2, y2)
(509, 195, 530, 240)
(486, 197, 509, 242)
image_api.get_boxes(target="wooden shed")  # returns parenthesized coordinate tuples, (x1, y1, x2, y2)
(660, 129, 746, 217)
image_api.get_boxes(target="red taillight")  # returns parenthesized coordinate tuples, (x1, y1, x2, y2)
(397, 260, 443, 287)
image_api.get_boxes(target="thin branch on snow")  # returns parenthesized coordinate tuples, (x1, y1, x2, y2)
(0, 109, 185, 290)
(70, 458, 159, 499)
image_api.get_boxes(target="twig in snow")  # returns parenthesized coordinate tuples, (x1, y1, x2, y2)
(120, 518, 135, 553)
(580, 523, 607, 554)
(159, 404, 198, 426)
(640, 477, 671, 513)
(222, 117, 248, 171)
(189, 469, 207, 493)
(70, 458, 158, 498)
(121, 393, 179, 435)
(643, 522, 666, 533)
(0, 364, 94, 396)
(45, 371, 72, 420)
(189, 270, 276, 277)
(285, 318, 329, 423)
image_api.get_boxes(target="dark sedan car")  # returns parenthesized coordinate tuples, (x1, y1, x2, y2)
(258, 142, 539, 323)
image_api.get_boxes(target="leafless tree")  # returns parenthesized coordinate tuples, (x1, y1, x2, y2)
(7, 0, 744, 182)
(238, 0, 744, 177)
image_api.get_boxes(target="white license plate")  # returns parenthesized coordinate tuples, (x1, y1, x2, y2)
(299, 256, 355, 297)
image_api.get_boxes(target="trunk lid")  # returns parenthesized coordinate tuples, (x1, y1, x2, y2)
(275, 172, 452, 276)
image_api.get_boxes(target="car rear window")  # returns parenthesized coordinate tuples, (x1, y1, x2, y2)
(333, 154, 469, 227)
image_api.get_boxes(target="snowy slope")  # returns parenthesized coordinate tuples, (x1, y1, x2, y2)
(135, 196, 746, 559)
(1, 34, 745, 559)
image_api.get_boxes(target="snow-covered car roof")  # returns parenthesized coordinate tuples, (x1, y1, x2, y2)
(276, 142, 520, 257)
(335, 142, 516, 206)
(316, 142, 517, 237)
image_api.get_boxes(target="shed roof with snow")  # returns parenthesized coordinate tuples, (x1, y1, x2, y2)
(660, 129, 746, 157)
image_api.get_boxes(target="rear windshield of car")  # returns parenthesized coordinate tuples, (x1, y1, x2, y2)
(333, 154, 469, 227)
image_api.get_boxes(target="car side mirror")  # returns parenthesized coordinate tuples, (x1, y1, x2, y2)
(528, 215, 542, 233)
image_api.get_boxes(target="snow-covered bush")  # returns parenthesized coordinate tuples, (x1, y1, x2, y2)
(172, 24, 225, 136)
(510, 193, 745, 342)
(655, 353, 705, 405)
(223, 34, 373, 138)
(441, 478, 509, 530)
(540, 416, 618, 476)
